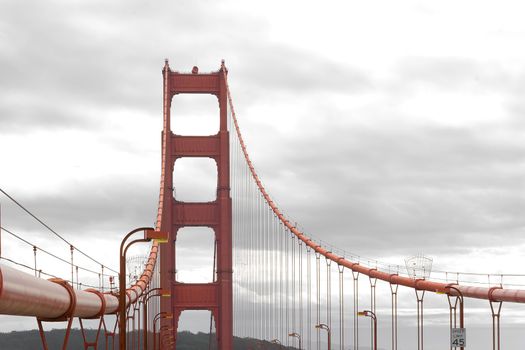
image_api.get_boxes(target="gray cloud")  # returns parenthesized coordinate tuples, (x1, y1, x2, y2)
(0, 0, 374, 134)
(244, 106, 525, 257)
(1, 177, 159, 238)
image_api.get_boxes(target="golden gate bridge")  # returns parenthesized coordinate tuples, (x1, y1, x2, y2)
(0, 60, 524, 350)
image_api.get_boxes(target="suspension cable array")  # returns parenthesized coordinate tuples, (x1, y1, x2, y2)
(226, 65, 525, 350)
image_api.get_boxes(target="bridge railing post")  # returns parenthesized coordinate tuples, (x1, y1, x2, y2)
(352, 270, 360, 350)
(389, 281, 399, 350)
(489, 300, 502, 350)
(414, 285, 425, 350)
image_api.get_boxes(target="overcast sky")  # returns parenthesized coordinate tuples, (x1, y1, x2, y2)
(1, 0, 525, 345)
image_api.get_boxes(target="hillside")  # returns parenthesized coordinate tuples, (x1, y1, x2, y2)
(0, 329, 296, 349)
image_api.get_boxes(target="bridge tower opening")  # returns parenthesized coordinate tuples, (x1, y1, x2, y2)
(156, 60, 232, 350)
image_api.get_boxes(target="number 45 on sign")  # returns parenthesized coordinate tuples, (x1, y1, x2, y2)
(451, 328, 466, 347)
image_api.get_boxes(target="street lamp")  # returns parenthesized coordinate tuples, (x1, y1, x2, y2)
(358, 310, 377, 350)
(315, 323, 331, 350)
(271, 339, 283, 349)
(153, 312, 173, 350)
(288, 332, 302, 350)
(119, 227, 168, 350)
(142, 288, 171, 350)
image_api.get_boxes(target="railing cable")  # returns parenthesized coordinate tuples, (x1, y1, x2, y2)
(0, 226, 117, 278)
(0, 188, 118, 274)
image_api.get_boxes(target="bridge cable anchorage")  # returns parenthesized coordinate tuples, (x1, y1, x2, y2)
(0, 188, 119, 275)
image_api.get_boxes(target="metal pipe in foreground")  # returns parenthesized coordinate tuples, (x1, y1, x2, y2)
(0, 242, 158, 319)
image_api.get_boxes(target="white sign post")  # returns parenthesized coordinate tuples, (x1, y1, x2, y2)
(451, 328, 466, 347)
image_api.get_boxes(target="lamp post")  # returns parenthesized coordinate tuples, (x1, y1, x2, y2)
(315, 323, 331, 350)
(358, 310, 377, 350)
(271, 339, 283, 349)
(142, 288, 171, 350)
(119, 227, 168, 350)
(153, 312, 172, 350)
(288, 332, 302, 350)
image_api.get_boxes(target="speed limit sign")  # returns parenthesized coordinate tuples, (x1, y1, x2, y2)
(451, 328, 466, 347)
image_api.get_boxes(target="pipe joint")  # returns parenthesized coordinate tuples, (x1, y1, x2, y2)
(38, 278, 76, 322)
(85, 289, 106, 319)
(488, 286, 503, 302)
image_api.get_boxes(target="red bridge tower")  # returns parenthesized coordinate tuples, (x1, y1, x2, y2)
(156, 60, 232, 349)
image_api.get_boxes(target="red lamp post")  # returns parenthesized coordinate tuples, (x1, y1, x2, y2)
(288, 332, 302, 350)
(316, 323, 331, 350)
(119, 227, 168, 350)
(142, 288, 171, 350)
(358, 310, 377, 350)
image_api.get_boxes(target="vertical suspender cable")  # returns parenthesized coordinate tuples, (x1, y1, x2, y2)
(390, 283, 399, 350)
(70, 245, 74, 286)
(339, 265, 344, 350)
(353, 271, 360, 350)
(285, 228, 290, 346)
(307, 246, 312, 350)
(416, 290, 425, 350)
(101, 265, 105, 292)
(280, 221, 284, 343)
(266, 206, 270, 341)
(251, 173, 256, 339)
(33, 246, 37, 277)
(316, 251, 321, 350)
(326, 256, 332, 333)
(271, 210, 274, 341)
(370, 277, 377, 350)
(299, 240, 303, 347)
(273, 214, 278, 342)
(290, 232, 297, 344)
(260, 193, 265, 341)
(258, 193, 263, 340)
(75, 266, 79, 290)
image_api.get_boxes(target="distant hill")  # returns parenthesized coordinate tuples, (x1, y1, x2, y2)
(0, 329, 297, 349)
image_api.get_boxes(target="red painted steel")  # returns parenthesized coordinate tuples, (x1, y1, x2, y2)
(157, 60, 232, 349)
(2, 61, 525, 349)
(225, 69, 525, 305)
(0, 242, 159, 318)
